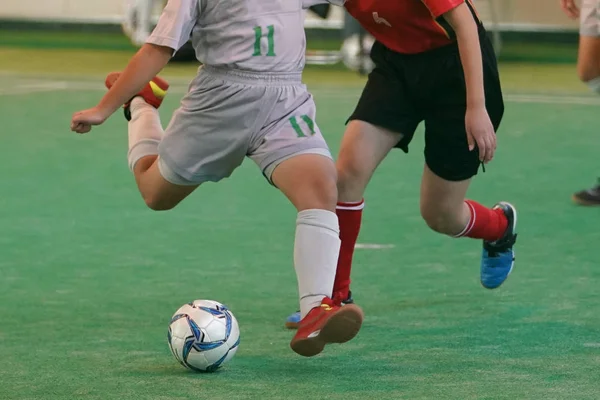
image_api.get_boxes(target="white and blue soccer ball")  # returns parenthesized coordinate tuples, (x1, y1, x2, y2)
(167, 300, 240, 372)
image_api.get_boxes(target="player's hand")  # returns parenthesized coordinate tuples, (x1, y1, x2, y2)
(560, 0, 580, 19)
(465, 106, 496, 163)
(71, 106, 110, 134)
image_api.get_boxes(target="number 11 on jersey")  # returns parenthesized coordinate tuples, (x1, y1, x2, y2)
(253, 25, 276, 57)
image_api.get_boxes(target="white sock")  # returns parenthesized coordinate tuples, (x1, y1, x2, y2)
(294, 209, 340, 318)
(128, 97, 163, 171)
(586, 76, 600, 95)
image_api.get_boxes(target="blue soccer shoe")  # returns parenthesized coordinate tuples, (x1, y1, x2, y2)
(481, 202, 517, 289)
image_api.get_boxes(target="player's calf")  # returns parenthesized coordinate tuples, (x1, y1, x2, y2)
(420, 204, 471, 236)
(419, 172, 473, 237)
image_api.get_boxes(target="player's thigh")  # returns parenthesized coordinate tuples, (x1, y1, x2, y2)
(159, 72, 262, 186)
(345, 45, 422, 151)
(337, 120, 402, 187)
(340, 47, 421, 194)
(250, 86, 337, 211)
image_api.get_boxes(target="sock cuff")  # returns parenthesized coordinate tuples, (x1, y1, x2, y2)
(297, 209, 339, 235)
(337, 199, 365, 211)
(586, 76, 600, 94)
(128, 138, 159, 171)
(454, 200, 476, 238)
(130, 96, 152, 111)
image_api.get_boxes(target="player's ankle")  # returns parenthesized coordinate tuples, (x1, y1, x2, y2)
(131, 96, 148, 108)
(332, 289, 350, 305)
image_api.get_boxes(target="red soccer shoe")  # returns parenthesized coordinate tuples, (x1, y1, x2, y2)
(290, 297, 363, 357)
(105, 72, 170, 119)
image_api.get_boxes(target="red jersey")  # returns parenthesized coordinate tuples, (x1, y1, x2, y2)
(344, 0, 481, 54)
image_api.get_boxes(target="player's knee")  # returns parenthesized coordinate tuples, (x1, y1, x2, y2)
(319, 179, 339, 210)
(337, 159, 368, 199)
(300, 175, 338, 211)
(142, 194, 177, 211)
(273, 154, 338, 211)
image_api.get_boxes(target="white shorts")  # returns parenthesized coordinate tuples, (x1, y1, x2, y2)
(157, 66, 332, 185)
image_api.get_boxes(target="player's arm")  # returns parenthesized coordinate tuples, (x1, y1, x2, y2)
(444, 3, 484, 114)
(97, 44, 172, 116)
(71, 44, 173, 134)
(443, 1, 496, 163)
(99, 0, 197, 116)
(71, 0, 197, 134)
(560, 0, 580, 19)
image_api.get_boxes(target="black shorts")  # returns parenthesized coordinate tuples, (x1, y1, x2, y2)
(347, 30, 504, 181)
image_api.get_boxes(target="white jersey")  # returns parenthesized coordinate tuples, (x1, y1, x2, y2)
(147, 0, 344, 73)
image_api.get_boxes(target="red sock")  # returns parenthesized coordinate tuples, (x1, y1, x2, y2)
(333, 199, 364, 302)
(457, 200, 508, 241)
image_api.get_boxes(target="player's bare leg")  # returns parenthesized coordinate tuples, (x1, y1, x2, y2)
(272, 154, 363, 356)
(335, 122, 399, 299)
(420, 164, 516, 289)
(572, 35, 600, 205)
(106, 72, 198, 210)
(330, 119, 516, 300)
(419, 165, 472, 236)
(576, 35, 600, 82)
(284, 121, 399, 329)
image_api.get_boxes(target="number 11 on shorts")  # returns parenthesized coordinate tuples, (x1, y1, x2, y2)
(289, 115, 316, 137)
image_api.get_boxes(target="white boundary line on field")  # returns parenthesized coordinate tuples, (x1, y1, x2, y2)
(506, 93, 600, 106)
(1, 76, 600, 106)
(355, 244, 395, 250)
(0, 81, 75, 96)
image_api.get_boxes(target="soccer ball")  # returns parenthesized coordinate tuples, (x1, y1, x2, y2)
(167, 300, 240, 372)
(340, 33, 375, 74)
